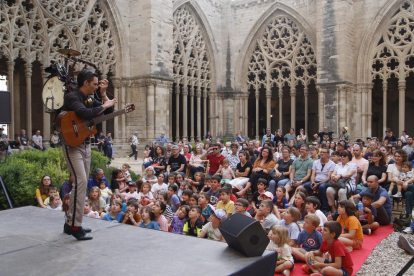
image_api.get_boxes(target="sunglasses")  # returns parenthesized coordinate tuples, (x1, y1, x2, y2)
(340, 155, 347, 157)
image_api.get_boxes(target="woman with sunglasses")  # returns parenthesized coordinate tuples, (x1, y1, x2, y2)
(236, 146, 275, 197)
(326, 150, 357, 212)
(229, 151, 253, 193)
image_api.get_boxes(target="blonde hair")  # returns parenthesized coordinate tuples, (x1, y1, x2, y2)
(305, 214, 320, 228)
(89, 186, 102, 211)
(287, 206, 302, 232)
(270, 225, 290, 247)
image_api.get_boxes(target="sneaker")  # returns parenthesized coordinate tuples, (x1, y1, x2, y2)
(346, 246, 353, 252)
(399, 235, 414, 255)
(363, 228, 372, 235)
(403, 227, 414, 234)
(393, 192, 403, 198)
(388, 190, 392, 196)
(282, 270, 291, 276)
(302, 264, 312, 274)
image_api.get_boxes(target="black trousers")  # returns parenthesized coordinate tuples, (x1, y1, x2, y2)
(129, 144, 138, 160)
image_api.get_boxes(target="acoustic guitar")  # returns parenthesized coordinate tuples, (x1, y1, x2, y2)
(56, 103, 135, 147)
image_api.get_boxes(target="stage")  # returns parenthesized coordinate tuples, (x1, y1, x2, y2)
(0, 207, 273, 276)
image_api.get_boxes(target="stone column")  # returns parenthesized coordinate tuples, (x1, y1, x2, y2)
(7, 61, 14, 140)
(182, 86, 188, 140)
(244, 93, 248, 136)
(279, 87, 283, 131)
(399, 80, 406, 135)
(338, 84, 347, 131)
(255, 90, 259, 140)
(146, 80, 155, 140)
(209, 94, 215, 137)
(290, 87, 296, 130)
(203, 90, 207, 138)
(121, 80, 127, 140)
(239, 96, 243, 134)
(215, 95, 219, 138)
(175, 85, 180, 141)
(112, 78, 120, 139)
(25, 64, 32, 137)
(304, 87, 309, 135)
(266, 89, 271, 128)
(169, 85, 173, 140)
(40, 66, 51, 140)
(382, 80, 387, 135)
(196, 88, 201, 141)
(317, 86, 325, 131)
(367, 83, 373, 137)
(190, 87, 195, 142)
(360, 84, 367, 138)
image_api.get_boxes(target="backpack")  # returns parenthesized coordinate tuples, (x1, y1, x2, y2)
(393, 211, 412, 232)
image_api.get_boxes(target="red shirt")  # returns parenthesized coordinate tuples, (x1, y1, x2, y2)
(206, 153, 226, 173)
(319, 239, 353, 275)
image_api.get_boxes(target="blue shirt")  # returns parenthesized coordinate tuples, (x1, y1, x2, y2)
(235, 135, 246, 145)
(169, 194, 180, 213)
(87, 176, 110, 192)
(359, 186, 392, 219)
(102, 212, 124, 223)
(139, 221, 160, 230)
(156, 136, 169, 146)
(295, 229, 323, 251)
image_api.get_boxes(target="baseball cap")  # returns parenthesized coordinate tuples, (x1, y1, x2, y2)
(0, 127, 4, 131)
(261, 191, 274, 199)
(213, 209, 227, 222)
(344, 127, 349, 131)
(127, 181, 136, 186)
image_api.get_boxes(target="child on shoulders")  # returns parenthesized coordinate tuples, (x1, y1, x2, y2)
(171, 205, 189, 234)
(292, 214, 322, 262)
(198, 209, 227, 241)
(267, 225, 294, 276)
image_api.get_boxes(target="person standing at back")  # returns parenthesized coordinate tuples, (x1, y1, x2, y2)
(262, 128, 275, 146)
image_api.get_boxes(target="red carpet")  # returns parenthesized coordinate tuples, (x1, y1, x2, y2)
(275, 225, 395, 276)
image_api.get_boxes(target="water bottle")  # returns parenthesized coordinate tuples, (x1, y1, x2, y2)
(357, 201, 364, 220)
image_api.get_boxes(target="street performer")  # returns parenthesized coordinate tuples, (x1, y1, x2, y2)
(62, 69, 117, 240)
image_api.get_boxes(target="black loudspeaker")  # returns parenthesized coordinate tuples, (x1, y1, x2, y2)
(228, 251, 277, 276)
(0, 91, 11, 124)
(219, 212, 269, 257)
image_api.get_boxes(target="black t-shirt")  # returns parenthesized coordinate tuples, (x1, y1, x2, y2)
(317, 131, 334, 143)
(237, 161, 253, 178)
(277, 158, 294, 174)
(252, 191, 264, 209)
(274, 135, 284, 145)
(366, 163, 387, 186)
(185, 218, 203, 237)
(168, 154, 187, 172)
(250, 155, 257, 165)
(386, 135, 397, 142)
(111, 179, 119, 191)
(18, 134, 29, 145)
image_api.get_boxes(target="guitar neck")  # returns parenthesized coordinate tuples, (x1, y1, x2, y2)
(91, 109, 127, 125)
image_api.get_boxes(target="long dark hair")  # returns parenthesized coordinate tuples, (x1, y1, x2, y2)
(258, 146, 274, 163)
(154, 146, 165, 157)
(111, 169, 122, 181)
(39, 175, 54, 195)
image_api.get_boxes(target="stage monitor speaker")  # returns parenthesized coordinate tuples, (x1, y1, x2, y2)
(228, 251, 277, 276)
(0, 91, 11, 124)
(219, 212, 269, 257)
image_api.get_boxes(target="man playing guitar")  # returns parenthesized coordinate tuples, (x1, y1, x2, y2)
(62, 69, 117, 240)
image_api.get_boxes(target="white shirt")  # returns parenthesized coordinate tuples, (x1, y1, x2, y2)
(335, 162, 357, 189)
(151, 183, 169, 197)
(202, 222, 223, 241)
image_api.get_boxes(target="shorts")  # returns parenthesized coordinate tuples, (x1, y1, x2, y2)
(323, 260, 350, 276)
(220, 178, 231, 184)
(352, 238, 363, 250)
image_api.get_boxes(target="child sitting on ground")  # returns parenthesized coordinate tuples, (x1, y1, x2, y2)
(292, 214, 322, 262)
(139, 182, 154, 207)
(273, 186, 289, 210)
(109, 193, 127, 213)
(201, 174, 212, 192)
(186, 172, 205, 193)
(84, 199, 100, 218)
(167, 185, 180, 213)
(171, 205, 190, 234)
(198, 192, 214, 224)
(280, 207, 301, 246)
(356, 192, 380, 235)
(218, 183, 237, 203)
(189, 194, 199, 207)
(261, 191, 281, 219)
(157, 192, 173, 224)
(305, 196, 327, 232)
(102, 200, 124, 223)
(125, 181, 140, 201)
(259, 200, 280, 233)
(139, 206, 160, 230)
(214, 159, 235, 184)
(46, 194, 62, 211)
(152, 174, 169, 197)
(99, 180, 113, 205)
(335, 200, 363, 252)
(43, 186, 58, 206)
(234, 198, 252, 218)
(153, 200, 169, 231)
(217, 187, 235, 217)
(251, 178, 267, 215)
(121, 200, 141, 226)
(198, 209, 227, 241)
(267, 225, 294, 276)
(89, 186, 106, 217)
(180, 189, 193, 207)
(303, 221, 353, 276)
(207, 175, 221, 206)
(183, 205, 203, 237)
(389, 161, 413, 198)
(293, 192, 307, 221)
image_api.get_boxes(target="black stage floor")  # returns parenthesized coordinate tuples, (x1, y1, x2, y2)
(0, 207, 272, 276)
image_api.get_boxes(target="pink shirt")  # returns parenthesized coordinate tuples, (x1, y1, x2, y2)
(156, 215, 169, 231)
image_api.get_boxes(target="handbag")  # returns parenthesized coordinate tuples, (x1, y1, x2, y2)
(327, 177, 350, 189)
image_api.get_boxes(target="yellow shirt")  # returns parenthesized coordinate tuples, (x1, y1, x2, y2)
(217, 200, 235, 215)
(337, 215, 363, 242)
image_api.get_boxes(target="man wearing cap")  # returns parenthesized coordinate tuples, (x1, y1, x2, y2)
(156, 132, 169, 146)
(339, 127, 351, 145)
(128, 131, 139, 161)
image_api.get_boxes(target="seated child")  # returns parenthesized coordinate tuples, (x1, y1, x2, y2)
(305, 196, 327, 232)
(218, 183, 237, 203)
(84, 199, 100, 218)
(261, 191, 281, 219)
(125, 181, 140, 201)
(259, 200, 280, 233)
(139, 206, 160, 230)
(336, 200, 363, 252)
(139, 182, 154, 207)
(89, 186, 106, 217)
(171, 205, 190, 234)
(304, 221, 353, 276)
(99, 180, 113, 205)
(102, 200, 124, 223)
(198, 209, 227, 241)
(157, 192, 173, 223)
(251, 178, 267, 215)
(267, 225, 294, 276)
(201, 174, 212, 192)
(189, 194, 199, 206)
(153, 200, 169, 231)
(356, 192, 379, 235)
(183, 205, 203, 237)
(167, 185, 180, 213)
(234, 198, 252, 218)
(167, 174, 177, 190)
(180, 189, 193, 208)
(207, 175, 221, 206)
(198, 192, 214, 224)
(214, 158, 235, 184)
(186, 172, 205, 193)
(389, 161, 413, 198)
(292, 214, 322, 261)
(217, 187, 235, 217)
(279, 207, 301, 246)
(151, 174, 169, 197)
(109, 193, 127, 213)
(46, 194, 62, 211)
(292, 192, 307, 221)
(273, 186, 289, 210)
(43, 186, 58, 206)
(121, 200, 141, 226)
